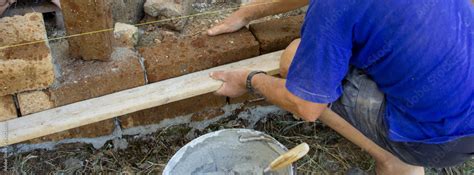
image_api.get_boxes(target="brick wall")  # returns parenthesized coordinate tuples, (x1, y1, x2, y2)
(0, 13, 55, 97)
(0, 10, 304, 143)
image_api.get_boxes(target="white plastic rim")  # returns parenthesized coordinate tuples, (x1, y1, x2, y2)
(163, 129, 295, 175)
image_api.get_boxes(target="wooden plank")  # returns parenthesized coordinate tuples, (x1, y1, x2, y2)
(0, 51, 283, 147)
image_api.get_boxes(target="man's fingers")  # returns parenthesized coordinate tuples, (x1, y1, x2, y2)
(207, 24, 230, 36)
(210, 71, 227, 81)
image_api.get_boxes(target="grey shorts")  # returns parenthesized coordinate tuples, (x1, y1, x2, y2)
(331, 69, 474, 168)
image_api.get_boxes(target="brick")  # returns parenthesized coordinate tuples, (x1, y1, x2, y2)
(24, 119, 115, 144)
(0, 95, 17, 122)
(113, 23, 139, 49)
(0, 13, 55, 96)
(17, 90, 54, 115)
(140, 28, 260, 83)
(16, 44, 144, 143)
(61, 0, 114, 61)
(250, 15, 304, 54)
(112, 0, 146, 24)
(144, 0, 192, 30)
(3, 2, 58, 17)
(119, 93, 226, 129)
(48, 47, 146, 107)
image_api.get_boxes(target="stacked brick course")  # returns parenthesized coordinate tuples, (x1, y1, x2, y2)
(141, 29, 260, 82)
(0, 7, 304, 143)
(0, 13, 55, 96)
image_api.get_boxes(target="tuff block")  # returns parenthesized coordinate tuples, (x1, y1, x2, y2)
(250, 15, 304, 54)
(140, 28, 260, 83)
(0, 95, 17, 122)
(61, 0, 114, 61)
(49, 47, 146, 107)
(0, 13, 55, 96)
(17, 90, 54, 115)
(119, 93, 226, 129)
(25, 119, 116, 144)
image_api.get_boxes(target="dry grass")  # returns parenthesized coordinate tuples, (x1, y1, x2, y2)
(1, 104, 472, 174)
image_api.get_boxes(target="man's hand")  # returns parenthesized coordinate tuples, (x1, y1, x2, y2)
(207, 13, 249, 36)
(207, 0, 308, 36)
(210, 70, 250, 98)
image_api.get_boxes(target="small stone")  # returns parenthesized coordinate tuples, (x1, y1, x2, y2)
(113, 22, 139, 49)
(112, 138, 129, 151)
(63, 158, 83, 173)
(144, 0, 193, 31)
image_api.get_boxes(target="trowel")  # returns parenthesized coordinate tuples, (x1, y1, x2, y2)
(263, 142, 310, 174)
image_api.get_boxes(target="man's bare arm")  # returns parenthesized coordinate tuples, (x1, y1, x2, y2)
(208, 0, 309, 36)
(237, 0, 309, 22)
(210, 70, 327, 122)
(251, 74, 327, 122)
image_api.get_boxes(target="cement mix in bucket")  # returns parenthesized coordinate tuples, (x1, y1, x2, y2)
(164, 129, 295, 175)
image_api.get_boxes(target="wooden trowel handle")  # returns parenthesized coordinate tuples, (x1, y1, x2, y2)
(264, 142, 310, 172)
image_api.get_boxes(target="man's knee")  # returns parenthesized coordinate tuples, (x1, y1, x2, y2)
(280, 38, 301, 78)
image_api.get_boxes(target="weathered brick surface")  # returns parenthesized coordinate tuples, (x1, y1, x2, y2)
(0, 95, 17, 122)
(25, 119, 116, 144)
(17, 41, 145, 112)
(61, 0, 114, 61)
(113, 23, 139, 49)
(144, 0, 192, 30)
(140, 28, 260, 83)
(250, 15, 304, 54)
(112, 0, 146, 24)
(119, 93, 226, 129)
(0, 13, 55, 96)
(49, 47, 146, 107)
(17, 90, 54, 115)
(15, 45, 144, 143)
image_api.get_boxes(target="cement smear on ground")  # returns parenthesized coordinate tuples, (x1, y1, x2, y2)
(1, 104, 285, 154)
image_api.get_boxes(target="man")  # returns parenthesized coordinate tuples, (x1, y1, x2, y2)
(208, 0, 473, 174)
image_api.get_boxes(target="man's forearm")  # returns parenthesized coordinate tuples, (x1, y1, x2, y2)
(237, 0, 309, 22)
(251, 74, 327, 122)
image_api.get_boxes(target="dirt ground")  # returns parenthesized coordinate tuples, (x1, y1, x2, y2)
(1, 103, 473, 174)
(1, 2, 472, 175)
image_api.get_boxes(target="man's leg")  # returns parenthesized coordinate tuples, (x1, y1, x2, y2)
(280, 39, 425, 175)
(0, 0, 15, 16)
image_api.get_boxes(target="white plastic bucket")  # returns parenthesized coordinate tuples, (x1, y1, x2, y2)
(163, 129, 296, 175)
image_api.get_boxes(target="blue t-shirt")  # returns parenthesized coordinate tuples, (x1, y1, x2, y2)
(286, 0, 473, 144)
